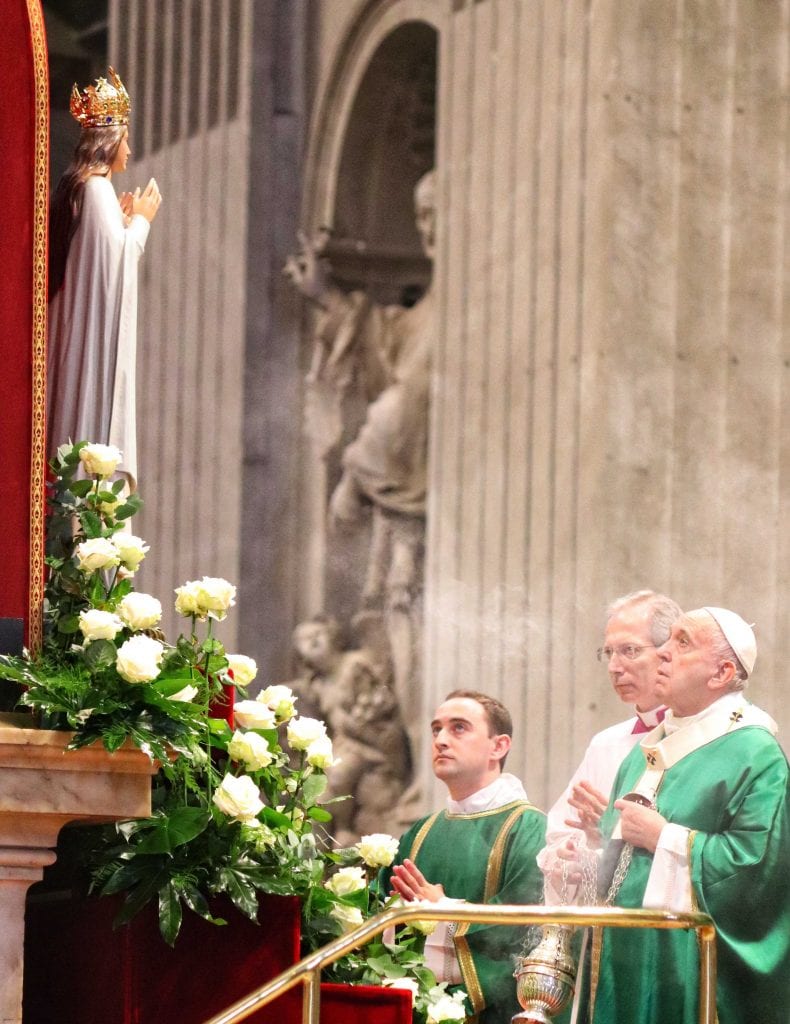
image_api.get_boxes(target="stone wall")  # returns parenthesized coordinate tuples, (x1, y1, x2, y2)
(423, 0, 790, 806)
(112, 0, 790, 813)
(109, 0, 310, 666)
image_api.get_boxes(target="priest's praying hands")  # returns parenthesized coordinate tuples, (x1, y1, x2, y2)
(614, 798, 666, 853)
(390, 857, 445, 903)
(566, 779, 608, 843)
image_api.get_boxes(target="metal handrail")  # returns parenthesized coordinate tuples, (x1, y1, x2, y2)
(203, 902, 717, 1024)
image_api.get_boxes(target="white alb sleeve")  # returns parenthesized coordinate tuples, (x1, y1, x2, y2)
(641, 823, 693, 912)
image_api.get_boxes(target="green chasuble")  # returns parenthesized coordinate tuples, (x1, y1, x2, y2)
(588, 723, 790, 1024)
(380, 800, 546, 1024)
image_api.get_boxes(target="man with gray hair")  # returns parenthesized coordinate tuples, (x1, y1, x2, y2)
(538, 590, 682, 898)
(582, 607, 790, 1024)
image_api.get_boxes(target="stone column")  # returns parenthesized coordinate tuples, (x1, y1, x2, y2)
(0, 849, 55, 1024)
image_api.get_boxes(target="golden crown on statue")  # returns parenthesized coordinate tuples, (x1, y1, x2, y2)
(70, 67, 131, 127)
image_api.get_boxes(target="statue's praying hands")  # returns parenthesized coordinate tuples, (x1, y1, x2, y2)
(283, 227, 333, 307)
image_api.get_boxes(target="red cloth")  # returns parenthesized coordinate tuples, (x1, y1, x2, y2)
(0, 2, 47, 639)
(24, 892, 302, 1023)
(24, 890, 411, 1024)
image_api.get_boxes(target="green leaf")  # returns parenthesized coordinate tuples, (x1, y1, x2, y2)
(159, 882, 184, 946)
(89, 575, 106, 605)
(112, 478, 126, 494)
(134, 807, 211, 855)
(176, 636, 198, 664)
(260, 806, 292, 830)
(113, 869, 170, 927)
(81, 510, 103, 538)
(64, 442, 86, 464)
(113, 504, 135, 521)
(218, 868, 259, 921)
(182, 884, 227, 926)
(100, 857, 165, 897)
(365, 955, 406, 978)
(70, 479, 95, 498)
(83, 639, 118, 671)
(306, 806, 332, 822)
(301, 772, 328, 806)
(56, 614, 80, 635)
(110, 578, 133, 602)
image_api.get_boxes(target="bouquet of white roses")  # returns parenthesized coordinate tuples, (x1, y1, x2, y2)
(0, 443, 470, 1021)
(0, 442, 339, 943)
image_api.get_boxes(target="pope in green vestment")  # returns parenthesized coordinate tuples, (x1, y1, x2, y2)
(380, 796, 547, 1024)
(587, 698, 790, 1024)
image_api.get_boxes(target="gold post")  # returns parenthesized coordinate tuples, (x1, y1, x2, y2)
(302, 970, 320, 1024)
(698, 922, 718, 1024)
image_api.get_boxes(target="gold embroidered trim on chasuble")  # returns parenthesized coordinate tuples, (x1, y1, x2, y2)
(409, 811, 441, 861)
(26, 0, 49, 653)
(454, 804, 530, 1021)
(687, 830, 699, 912)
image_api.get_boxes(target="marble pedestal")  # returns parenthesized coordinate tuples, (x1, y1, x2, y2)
(0, 713, 154, 1024)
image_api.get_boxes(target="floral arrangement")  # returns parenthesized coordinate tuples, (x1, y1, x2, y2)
(0, 442, 468, 1024)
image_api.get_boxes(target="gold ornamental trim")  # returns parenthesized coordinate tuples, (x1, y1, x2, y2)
(26, 0, 48, 654)
(452, 924, 483, 1021)
(483, 802, 530, 900)
(445, 798, 539, 821)
(687, 830, 699, 912)
(408, 811, 441, 862)
(454, 803, 532, 1021)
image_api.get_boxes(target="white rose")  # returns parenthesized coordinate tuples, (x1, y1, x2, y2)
(257, 684, 297, 723)
(228, 729, 274, 770)
(75, 538, 121, 573)
(174, 577, 236, 621)
(174, 579, 202, 617)
(330, 903, 364, 933)
(112, 533, 149, 571)
(195, 577, 236, 620)
(212, 774, 264, 823)
(305, 734, 337, 769)
(226, 654, 257, 687)
(286, 716, 327, 751)
(115, 635, 164, 683)
(79, 442, 123, 477)
(382, 978, 419, 1005)
(356, 833, 400, 869)
(234, 700, 277, 730)
(324, 866, 367, 897)
(169, 684, 199, 702)
(426, 992, 468, 1024)
(117, 592, 162, 631)
(78, 608, 123, 642)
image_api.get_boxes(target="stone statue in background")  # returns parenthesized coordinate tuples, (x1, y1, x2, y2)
(288, 616, 347, 723)
(284, 171, 435, 796)
(287, 615, 412, 846)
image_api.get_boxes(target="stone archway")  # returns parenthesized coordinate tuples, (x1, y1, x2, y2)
(296, 2, 442, 620)
(291, 2, 442, 827)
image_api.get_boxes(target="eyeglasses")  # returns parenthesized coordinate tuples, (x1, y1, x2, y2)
(596, 644, 656, 663)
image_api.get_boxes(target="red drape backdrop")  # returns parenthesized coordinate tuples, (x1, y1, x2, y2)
(0, 0, 47, 650)
(24, 892, 411, 1024)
